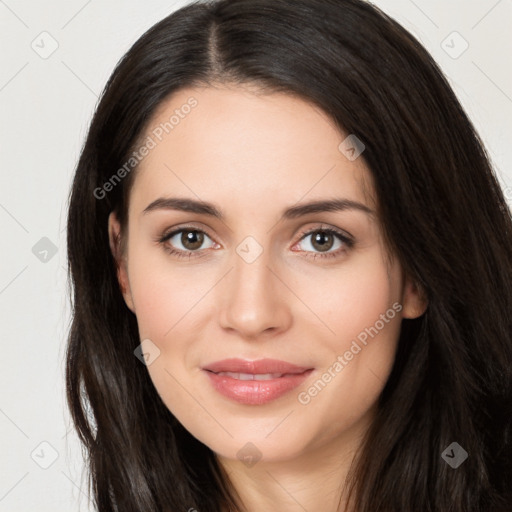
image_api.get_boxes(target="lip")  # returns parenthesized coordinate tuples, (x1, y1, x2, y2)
(201, 358, 314, 405)
(202, 358, 311, 375)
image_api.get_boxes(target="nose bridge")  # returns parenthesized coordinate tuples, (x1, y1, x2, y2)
(233, 235, 272, 296)
(217, 234, 291, 337)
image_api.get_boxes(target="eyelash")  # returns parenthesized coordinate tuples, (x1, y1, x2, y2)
(157, 224, 354, 261)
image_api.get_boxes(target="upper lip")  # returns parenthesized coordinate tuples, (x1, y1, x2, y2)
(202, 358, 312, 375)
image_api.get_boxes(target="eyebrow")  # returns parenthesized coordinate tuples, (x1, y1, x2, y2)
(142, 197, 374, 220)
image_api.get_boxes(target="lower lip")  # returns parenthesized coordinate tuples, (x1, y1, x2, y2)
(203, 369, 314, 405)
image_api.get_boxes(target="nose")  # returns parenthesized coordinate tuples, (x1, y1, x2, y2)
(217, 242, 293, 340)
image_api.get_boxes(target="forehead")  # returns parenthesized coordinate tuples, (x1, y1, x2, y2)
(129, 85, 375, 215)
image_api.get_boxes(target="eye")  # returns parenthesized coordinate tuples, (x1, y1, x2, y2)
(158, 226, 217, 258)
(294, 226, 354, 259)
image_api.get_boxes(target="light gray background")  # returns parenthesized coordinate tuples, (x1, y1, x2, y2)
(1, 1, 511, 511)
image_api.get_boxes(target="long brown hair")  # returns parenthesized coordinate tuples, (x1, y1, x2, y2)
(65, 0, 512, 510)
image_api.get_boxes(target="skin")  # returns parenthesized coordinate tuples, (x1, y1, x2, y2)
(108, 84, 427, 512)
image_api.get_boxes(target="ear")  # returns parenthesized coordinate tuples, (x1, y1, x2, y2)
(108, 212, 135, 313)
(401, 273, 428, 319)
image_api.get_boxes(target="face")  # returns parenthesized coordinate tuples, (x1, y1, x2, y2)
(108, 85, 426, 465)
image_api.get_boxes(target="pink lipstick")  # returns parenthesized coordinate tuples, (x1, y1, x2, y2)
(202, 358, 314, 405)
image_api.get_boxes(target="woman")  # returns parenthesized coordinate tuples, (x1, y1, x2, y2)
(65, 0, 512, 510)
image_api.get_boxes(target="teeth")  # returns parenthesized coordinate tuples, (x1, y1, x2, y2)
(216, 371, 284, 380)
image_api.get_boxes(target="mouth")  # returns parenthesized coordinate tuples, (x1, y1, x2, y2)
(201, 358, 314, 405)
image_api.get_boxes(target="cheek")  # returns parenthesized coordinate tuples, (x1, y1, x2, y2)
(126, 252, 211, 422)
(293, 248, 401, 345)
(292, 250, 402, 414)
(127, 247, 209, 339)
